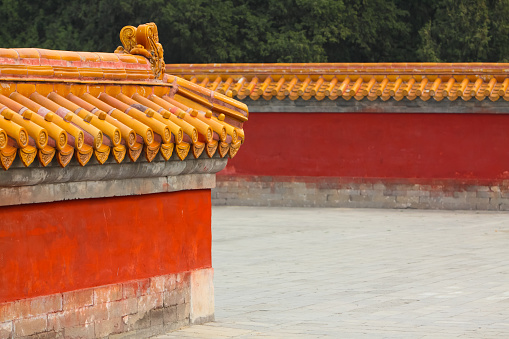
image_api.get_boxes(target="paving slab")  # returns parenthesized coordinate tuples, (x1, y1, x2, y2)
(155, 207, 509, 338)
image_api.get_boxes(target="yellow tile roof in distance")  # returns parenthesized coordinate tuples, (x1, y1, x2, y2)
(0, 23, 247, 170)
(165, 63, 509, 103)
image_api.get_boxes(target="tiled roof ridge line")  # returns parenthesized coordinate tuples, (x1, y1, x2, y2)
(0, 77, 174, 86)
(166, 63, 509, 103)
(167, 62, 509, 68)
(0, 48, 156, 82)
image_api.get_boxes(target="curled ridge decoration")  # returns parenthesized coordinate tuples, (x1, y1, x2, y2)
(115, 23, 165, 80)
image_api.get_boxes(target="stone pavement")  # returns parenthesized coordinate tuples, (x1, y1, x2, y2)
(155, 207, 509, 338)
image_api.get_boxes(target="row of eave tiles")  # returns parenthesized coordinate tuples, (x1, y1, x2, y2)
(186, 75, 509, 101)
(0, 87, 243, 170)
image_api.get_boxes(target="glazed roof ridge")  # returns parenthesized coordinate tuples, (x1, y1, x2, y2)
(167, 62, 509, 74)
(166, 63, 509, 103)
(0, 23, 247, 171)
(0, 48, 156, 81)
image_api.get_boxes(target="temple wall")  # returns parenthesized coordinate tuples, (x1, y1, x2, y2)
(1, 166, 217, 338)
(0, 34, 249, 338)
(213, 102, 509, 210)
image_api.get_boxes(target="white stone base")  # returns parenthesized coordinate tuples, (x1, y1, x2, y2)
(190, 268, 215, 324)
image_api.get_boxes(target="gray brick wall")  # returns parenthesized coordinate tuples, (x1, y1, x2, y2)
(212, 177, 509, 211)
(243, 96, 509, 114)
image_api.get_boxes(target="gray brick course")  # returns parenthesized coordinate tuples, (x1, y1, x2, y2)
(213, 177, 509, 211)
(243, 96, 509, 113)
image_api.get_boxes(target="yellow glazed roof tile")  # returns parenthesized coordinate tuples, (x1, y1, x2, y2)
(0, 23, 247, 170)
(0, 48, 19, 59)
(166, 63, 509, 103)
(77, 51, 102, 62)
(38, 49, 62, 60)
(15, 48, 41, 59)
(59, 51, 82, 62)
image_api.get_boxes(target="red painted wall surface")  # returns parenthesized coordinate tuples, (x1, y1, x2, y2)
(221, 113, 509, 180)
(0, 190, 211, 303)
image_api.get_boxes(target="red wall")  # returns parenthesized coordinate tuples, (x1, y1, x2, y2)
(0, 190, 211, 303)
(222, 113, 509, 181)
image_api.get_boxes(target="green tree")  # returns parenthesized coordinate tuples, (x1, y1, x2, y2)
(0, 0, 508, 63)
(157, 0, 244, 63)
(252, 0, 348, 63)
(333, 0, 410, 62)
(416, 0, 490, 62)
(487, 0, 509, 62)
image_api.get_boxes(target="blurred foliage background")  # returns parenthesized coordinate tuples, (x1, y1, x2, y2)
(0, 0, 508, 63)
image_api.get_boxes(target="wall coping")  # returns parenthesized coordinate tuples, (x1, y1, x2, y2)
(242, 97, 509, 114)
(0, 154, 226, 206)
(0, 172, 218, 206)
